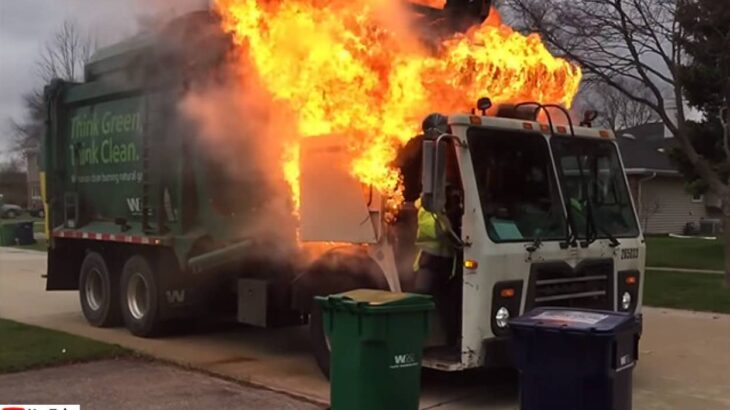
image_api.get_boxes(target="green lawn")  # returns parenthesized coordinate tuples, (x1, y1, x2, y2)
(0, 319, 129, 373)
(643, 270, 730, 314)
(33, 220, 45, 233)
(11, 238, 48, 252)
(646, 236, 724, 271)
(0, 217, 42, 225)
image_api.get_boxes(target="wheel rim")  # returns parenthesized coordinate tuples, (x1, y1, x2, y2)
(84, 268, 104, 311)
(127, 272, 149, 320)
(315, 309, 332, 351)
(325, 332, 331, 351)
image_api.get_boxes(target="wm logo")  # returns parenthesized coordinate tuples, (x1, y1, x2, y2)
(126, 197, 141, 213)
(165, 290, 186, 304)
(394, 354, 415, 365)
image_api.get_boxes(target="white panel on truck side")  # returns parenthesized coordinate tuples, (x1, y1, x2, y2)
(299, 136, 378, 243)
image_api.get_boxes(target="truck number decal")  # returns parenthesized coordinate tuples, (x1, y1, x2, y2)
(621, 248, 639, 260)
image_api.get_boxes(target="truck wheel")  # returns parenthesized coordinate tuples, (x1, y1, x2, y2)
(79, 252, 121, 327)
(120, 255, 161, 337)
(302, 249, 390, 379)
(309, 302, 331, 379)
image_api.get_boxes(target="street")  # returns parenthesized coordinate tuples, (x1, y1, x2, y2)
(1, 247, 729, 409)
(0, 358, 320, 410)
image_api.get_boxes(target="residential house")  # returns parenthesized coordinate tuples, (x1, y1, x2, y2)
(616, 123, 721, 235)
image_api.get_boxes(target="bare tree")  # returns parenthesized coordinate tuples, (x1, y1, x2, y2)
(640, 199, 661, 233)
(579, 79, 660, 131)
(37, 20, 96, 83)
(9, 20, 96, 152)
(504, 0, 682, 132)
(505, 0, 730, 287)
(0, 159, 27, 207)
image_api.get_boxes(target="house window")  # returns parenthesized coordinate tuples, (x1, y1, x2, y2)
(691, 193, 704, 203)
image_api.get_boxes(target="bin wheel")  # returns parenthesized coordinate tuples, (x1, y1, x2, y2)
(79, 252, 121, 327)
(120, 255, 162, 337)
(309, 302, 331, 379)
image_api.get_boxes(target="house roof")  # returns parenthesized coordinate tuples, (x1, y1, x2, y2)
(615, 123, 679, 176)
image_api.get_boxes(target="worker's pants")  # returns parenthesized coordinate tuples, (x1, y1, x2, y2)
(414, 252, 460, 346)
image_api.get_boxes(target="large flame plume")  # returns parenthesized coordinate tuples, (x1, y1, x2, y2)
(214, 0, 581, 215)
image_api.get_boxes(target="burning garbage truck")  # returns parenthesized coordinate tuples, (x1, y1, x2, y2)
(42, 0, 645, 374)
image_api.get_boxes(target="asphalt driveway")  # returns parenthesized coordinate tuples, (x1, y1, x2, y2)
(0, 358, 322, 409)
(2, 247, 730, 409)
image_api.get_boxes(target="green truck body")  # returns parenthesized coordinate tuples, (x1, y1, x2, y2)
(44, 13, 258, 271)
(43, 13, 296, 334)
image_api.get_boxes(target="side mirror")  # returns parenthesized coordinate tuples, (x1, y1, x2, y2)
(421, 132, 447, 213)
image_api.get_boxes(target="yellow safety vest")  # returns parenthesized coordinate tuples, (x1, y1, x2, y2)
(414, 198, 455, 260)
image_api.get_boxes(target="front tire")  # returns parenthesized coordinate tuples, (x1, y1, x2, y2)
(79, 252, 121, 327)
(309, 302, 331, 379)
(120, 255, 161, 337)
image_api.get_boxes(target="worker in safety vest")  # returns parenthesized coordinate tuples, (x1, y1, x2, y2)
(412, 113, 462, 344)
(412, 112, 460, 291)
(413, 188, 462, 345)
(413, 194, 460, 291)
(413, 194, 457, 298)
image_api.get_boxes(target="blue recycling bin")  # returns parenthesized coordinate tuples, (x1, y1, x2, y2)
(510, 308, 642, 410)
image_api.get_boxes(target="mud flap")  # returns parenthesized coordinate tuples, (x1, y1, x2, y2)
(46, 241, 85, 290)
(153, 251, 207, 320)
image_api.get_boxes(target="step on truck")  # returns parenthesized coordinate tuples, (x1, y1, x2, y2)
(42, 9, 645, 374)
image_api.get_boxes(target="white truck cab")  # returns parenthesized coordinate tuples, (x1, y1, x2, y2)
(416, 112, 645, 370)
(298, 104, 645, 373)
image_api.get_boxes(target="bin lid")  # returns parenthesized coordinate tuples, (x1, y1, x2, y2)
(509, 307, 637, 334)
(316, 289, 434, 313)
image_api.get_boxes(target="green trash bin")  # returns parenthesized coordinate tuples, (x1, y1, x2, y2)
(0, 223, 18, 246)
(316, 289, 434, 410)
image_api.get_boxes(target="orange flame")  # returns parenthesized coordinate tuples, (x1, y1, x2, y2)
(408, 0, 446, 9)
(214, 0, 581, 215)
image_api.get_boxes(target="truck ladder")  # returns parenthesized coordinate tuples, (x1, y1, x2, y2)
(141, 95, 154, 234)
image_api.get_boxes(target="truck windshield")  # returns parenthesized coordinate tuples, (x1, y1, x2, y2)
(551, 136, 639, 239)
(467, 128, 567, 243)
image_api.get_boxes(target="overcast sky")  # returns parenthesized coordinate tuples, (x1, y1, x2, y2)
(0, 0, 208, 159)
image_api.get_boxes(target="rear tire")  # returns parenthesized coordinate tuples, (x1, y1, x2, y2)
(302, 248, 389, 379)
(79, 252, 121, 327)
(309, 302, 331, 379)
(120, 255, 162, 337)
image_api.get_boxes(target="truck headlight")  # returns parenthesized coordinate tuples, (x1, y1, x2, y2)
(621, 292, 632, 311)
(495, 307, 510, 328)
(492, 281, 523, 336)
(618, 271, 640, 313)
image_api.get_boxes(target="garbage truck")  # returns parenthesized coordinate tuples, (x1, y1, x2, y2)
(42, 8, 645, 374)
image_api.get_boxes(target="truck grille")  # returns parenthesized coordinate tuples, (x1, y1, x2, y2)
(526, 260, 613, 310)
